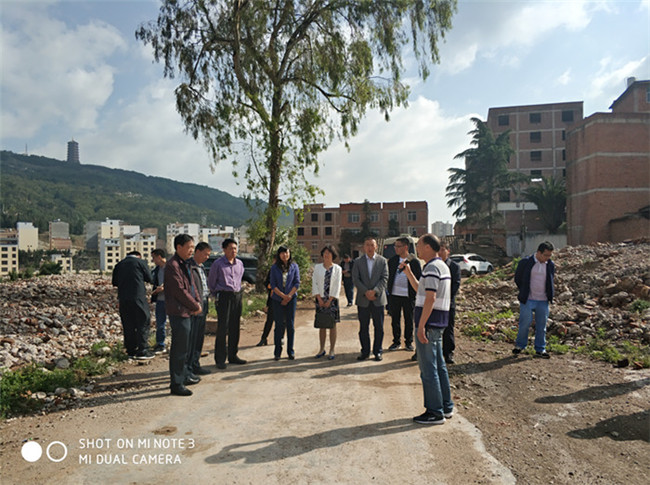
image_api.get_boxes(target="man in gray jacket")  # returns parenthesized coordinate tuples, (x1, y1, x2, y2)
(352, 237, 388, 361)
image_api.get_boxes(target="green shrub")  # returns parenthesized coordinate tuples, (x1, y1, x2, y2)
(38, 261, 62, 276)
(629, 299, 650, 313)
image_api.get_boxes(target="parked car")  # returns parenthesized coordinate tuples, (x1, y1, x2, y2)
(204, 253, 257, 284)
(381, 235, 418, 260)
(449, 253, 494, 276)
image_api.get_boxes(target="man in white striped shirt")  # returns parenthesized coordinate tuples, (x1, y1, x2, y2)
(402, 234, 454, 425)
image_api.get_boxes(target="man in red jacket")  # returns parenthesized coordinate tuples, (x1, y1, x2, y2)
(164, 234, 202, 396)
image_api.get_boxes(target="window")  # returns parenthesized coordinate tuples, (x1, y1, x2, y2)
(297, 227, 304, 236)
(530, 151, 542, 162)
(561, 110, 574, 122)
(325, 212, 332, 222)
(562, 130, 566, 141)
(530, 131, 541, 143)
(646, 87, 650, 103)
(325, 227, 332, 236)
(498, 114, 509, 126)
(531, 170, 542, 177)
(311, 227, 318, 236)
(389, 211, 398, 221)
(311, 242, 318, 250)
(348, 213, 360, 223)
(529, 113, 541, 123)
(562, 168, 566, 177)
(369, 212, 379, 222)
(562, 149, 566, 161)
(311, 213, 318, 222)
(407, 211, 417, 221)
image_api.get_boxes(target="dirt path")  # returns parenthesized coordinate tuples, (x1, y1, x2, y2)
(0, 303, 515, 484)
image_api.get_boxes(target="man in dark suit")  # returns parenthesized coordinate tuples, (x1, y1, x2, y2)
(352, 237, 388, 361)
(439, 240, 461, 364)
(341, 254, 355, 306)
(112, 251, 154, 360)
(387, 237, 422, 352)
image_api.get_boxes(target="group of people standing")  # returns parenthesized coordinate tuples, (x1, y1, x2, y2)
(113, 231, 556, 423)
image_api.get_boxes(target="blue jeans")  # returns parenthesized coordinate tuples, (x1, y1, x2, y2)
(515, 299, 549, 352)
(155, 300, 167, 347)
(273, 298, 296, 358)
(415, 327, 453, 417)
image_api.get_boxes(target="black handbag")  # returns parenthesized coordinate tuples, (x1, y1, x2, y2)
(314, 312, 336, 329)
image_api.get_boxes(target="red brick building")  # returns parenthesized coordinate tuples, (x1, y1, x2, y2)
(566, 79, 650, 245)
(296, 201, 428, 261)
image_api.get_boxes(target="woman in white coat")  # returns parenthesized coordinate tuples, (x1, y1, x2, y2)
(312, 245, 342, 360)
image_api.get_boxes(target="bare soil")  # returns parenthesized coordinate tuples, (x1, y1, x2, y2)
(1, 301, 648, 484)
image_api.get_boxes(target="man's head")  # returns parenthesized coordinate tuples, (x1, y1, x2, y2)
(343, 254, 351, 262)
(536, 241, 554, 263)
(439, 240, 450, 261)
(363, 237, 377, 258)
(174, 234, 195, 261)
(222, 238, 238, 261)
(416, 233, 440, 261)
(152, 248, 166, 267)
(127, 250, 142, 258)
(194, 242, 212, 265)
(394, 237, 410, 258)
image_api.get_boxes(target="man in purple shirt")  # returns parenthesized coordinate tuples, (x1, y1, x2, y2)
(208, 238, 247, 369)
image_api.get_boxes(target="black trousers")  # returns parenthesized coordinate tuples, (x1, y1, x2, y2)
(215, 291, 242, 365)
(358, 304, 384, 357)
(118, 300, 150, 355)
(388, 294, 414, 346)
(187, 297, 208, 372)
(443, 306, 456, 358)
(169, 315, 191, 389)
(260, 295, 274, 341)
(343, 277, 354, 305)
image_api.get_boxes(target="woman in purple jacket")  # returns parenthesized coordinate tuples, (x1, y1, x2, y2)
(270, 246, 300, 360)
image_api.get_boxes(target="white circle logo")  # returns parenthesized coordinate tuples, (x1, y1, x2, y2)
(46, 441, 68, 462)
(21, 441, 43, 462)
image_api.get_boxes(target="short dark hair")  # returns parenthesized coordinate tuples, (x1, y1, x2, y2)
(222, 238, 237, 249)
(537, 241, 554, 253)
(174, 233, 194, 250)
(363, 236, 377, 243)
(195, 242, 211, 252)
(127, 250, 142, 257)
(439, 239, 449, 249)
(151, 248, 166, 258)
(320, 245, 338, 260)
(420, 233, 440, 252)
(396, 237, 410, 246)
(343, 254, 350, 259)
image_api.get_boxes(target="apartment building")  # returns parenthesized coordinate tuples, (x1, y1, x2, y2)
(16, 222, 39, 251)
(0, 230, 19, 277)
(50, 254, 73, 273)
(487, 101, 583, 254)
(99, 222, 157, 272)
(567, 78, 650, 245)
(49, 220, 72, 250)
(431, 221, 454, 237)
(296, 201, 428, 261)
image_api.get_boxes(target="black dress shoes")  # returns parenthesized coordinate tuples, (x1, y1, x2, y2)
(216, 362, 227, 369)
(193, 367, 211, 375)
(170, 386, 192, 396)
(184, 375, 200, 385)
(256, 339, 267, 347)
(229, 357, 247, 365)
(357, 354, 369, 361)
(374, 353, 383, 362)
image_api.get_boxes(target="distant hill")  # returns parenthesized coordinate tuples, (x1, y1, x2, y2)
(0, 150, 274, 235)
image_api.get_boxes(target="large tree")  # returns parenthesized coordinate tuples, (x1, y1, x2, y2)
(137, 0, 456, 268)
(523, 176, 566, 234)
(446, 117, 522, 232)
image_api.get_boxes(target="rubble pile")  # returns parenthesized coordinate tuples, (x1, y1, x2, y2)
(0, 274, 122, 370)
(457, 240, 650, 346)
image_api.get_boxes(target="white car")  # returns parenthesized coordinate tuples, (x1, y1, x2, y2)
(450, 253, 494, 276)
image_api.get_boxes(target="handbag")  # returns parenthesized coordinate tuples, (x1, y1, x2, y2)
(314, 311, 336, 329)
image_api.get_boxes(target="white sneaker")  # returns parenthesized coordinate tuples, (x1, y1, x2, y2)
(444, 409, 454, 419)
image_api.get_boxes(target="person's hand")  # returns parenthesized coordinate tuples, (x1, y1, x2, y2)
(399, 262, 411, 274)
(324, 299, 332, 308)
(365, 290, 376, 301)
(191, 304, 202, 316)
(417, 325, 428, 344)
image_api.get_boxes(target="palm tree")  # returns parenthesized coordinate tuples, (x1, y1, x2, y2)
(446, 118, 517, 232)
(523, 176, 566, 233)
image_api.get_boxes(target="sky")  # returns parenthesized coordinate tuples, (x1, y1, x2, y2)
(1, 0, 649, 229)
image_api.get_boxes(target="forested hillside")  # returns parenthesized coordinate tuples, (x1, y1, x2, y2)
(0, 151, 268, 234)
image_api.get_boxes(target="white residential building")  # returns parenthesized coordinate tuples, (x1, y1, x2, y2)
(16, 222, 39, 251)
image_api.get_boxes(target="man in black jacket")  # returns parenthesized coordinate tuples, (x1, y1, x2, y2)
(439, 240, 461, 364)
(386, 237, 422, 351)
(112, 251, 154, 360)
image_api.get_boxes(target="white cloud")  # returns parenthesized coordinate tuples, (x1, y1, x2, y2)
(588, 56, 649, 102)
(556, 69, 572, 86)
(315, 97, 476, 223)
(0, 4, 127, 137)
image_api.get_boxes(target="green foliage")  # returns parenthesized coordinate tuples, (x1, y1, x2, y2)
(523, 176, 566, 234)
(242, 294, 268, 319)
(446, 118, 527, 231)
(136, 0, 457, 264)
(0, 151, 270, 236)
(7, 270, 19, 281)
(38, 261, 62, 276)
(546, 335, 569, 354)
(629, 299, 650, 313)
(0, 364, 80, 417)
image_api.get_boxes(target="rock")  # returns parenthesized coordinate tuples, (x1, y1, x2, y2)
(54, 387, 67, 396)
(95, 346, 111, 356)
(54, 358, 70, 369)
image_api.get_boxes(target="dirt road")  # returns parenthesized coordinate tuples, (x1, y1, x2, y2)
(0, 303, 515, 484)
